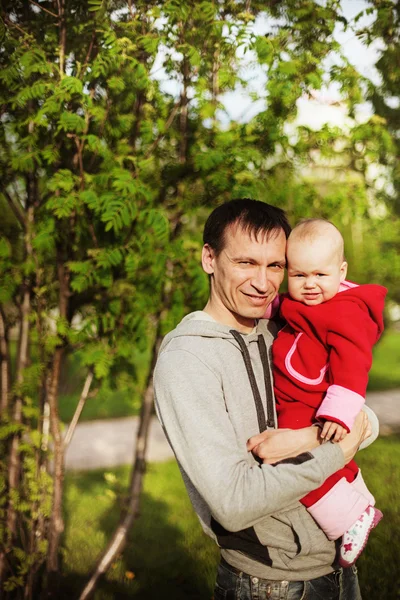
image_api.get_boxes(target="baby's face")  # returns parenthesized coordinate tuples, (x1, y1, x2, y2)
(287, 238, 347, 306)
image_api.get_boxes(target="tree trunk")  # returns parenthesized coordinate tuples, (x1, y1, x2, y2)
(45, 347, 65, 593)
(78, 326, 163, 600)
(25, 267, 52, 600)
(45, 261, 70, 597)
(0, 307, 10, 415)
(0, 284, 31, 591)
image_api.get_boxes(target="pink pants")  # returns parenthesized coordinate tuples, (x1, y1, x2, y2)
(307, 470, 375, 540)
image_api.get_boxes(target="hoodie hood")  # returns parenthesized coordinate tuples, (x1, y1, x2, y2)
(281, 282, 387, 342)
(159, 310, 278, 354)
(331, 283, 387, 338)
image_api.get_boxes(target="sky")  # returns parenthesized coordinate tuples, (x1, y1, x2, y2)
(227, 0, 381, 128)
(152, 0, 382, 130)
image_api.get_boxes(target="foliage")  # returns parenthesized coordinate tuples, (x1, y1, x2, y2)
(357, 0, 400, 210)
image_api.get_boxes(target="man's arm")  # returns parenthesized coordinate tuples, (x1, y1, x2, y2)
(154, 348, 363, 532)
(247, 405, 377, 465)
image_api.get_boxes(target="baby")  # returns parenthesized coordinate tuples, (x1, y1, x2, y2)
(271, 218, 387, 567)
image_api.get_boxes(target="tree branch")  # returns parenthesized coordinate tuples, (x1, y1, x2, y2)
(63, 370, 94, 449)
(80, 30, 97, 79)
(3, 190, 26, 230)
(3, 17, 30, 39)
(145, 98, 182, 158)
(28, 0, 58, 18)
(127, 0, 135, 19)
(56, 0, 66, 77)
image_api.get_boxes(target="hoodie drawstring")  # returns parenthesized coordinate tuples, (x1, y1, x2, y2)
(230, 330, 275, 433)
(257, 334, 276, 429)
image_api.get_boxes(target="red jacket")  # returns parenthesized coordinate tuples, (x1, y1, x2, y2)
(271, 281, 386, 507)
(273, 282, 387, 432)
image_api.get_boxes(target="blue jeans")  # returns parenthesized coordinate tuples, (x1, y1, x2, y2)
(213, 558, 362, 600)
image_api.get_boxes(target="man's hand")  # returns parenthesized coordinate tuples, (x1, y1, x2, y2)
(320, 420, 347, 443)
(247, 427, 321, 465)
(248, 411, 372, 465)
(337, 410, 371, 464)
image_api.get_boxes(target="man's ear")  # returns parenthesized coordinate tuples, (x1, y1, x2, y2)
(340, 261, 348, 282)
(202, 244, 215, 275)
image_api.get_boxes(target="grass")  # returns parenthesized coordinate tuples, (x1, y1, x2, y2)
(356, 435, 400, 598)
(368, 329, 400, 391)
(61, 436, 400, 599)
(57, 348, 151, 423)
(62, 461, 218, 600)
(34, 345, 150, 423)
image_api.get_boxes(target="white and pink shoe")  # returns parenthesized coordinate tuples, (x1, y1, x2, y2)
(339, 505, 383, 567)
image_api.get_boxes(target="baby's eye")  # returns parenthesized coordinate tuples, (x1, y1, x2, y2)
(317, 273, 326, 277)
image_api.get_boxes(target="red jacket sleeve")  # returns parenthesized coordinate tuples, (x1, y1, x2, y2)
(315, 302, 379, 431)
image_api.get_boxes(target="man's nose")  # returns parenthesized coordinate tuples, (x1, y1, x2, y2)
(251, 268, 269, 292)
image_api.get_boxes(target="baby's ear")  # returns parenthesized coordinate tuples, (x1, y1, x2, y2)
(340, 261, 348, 282)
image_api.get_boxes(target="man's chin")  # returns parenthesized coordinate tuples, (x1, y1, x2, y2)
(245, 305, 271, 319)
(252, 298, 276, 316)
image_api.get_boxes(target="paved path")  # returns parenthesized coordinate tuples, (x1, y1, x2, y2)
(65, 389, 400, 471)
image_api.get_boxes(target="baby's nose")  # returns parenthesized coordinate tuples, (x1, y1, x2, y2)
(304, 277, 316, 288)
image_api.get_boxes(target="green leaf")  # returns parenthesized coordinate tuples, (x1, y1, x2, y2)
(58, 112, 86, 134)
(88, 0, 104, 11)
(60, 76, 83, 95)
(47, 170, 76, 193)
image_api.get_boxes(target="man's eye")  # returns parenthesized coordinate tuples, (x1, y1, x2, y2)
(239, 261, 251, 265)
(269, 264, 283, 270)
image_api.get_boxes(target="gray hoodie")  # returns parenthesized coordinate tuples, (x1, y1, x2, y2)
(154, 311, 378, 581)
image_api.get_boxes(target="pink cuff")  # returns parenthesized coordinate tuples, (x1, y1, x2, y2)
(316, 385, 365, 431)
(307, 471, 375, 540)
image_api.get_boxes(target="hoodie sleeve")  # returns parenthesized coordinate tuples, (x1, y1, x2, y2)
(154, 347, 344, 532)
(315, 301, 380, 431)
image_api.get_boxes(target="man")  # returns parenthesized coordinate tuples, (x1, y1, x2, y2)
(154, 199, 377, 599)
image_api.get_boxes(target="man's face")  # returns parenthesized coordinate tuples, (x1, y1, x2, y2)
(202, 224, 286, 332)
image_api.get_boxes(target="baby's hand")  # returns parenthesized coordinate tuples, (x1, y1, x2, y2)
(320, 421, 348, 443)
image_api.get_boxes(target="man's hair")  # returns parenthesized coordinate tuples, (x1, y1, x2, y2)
(203, 198, 291, 255)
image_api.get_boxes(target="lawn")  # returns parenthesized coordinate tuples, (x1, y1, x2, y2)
(57, 346, 151, 423)
(368, 329, 400, 391)
(62, 461, 218, 600)
(61, 435, 400, 599)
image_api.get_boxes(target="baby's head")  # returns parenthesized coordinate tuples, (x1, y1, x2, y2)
(286, 219, 347, 306)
